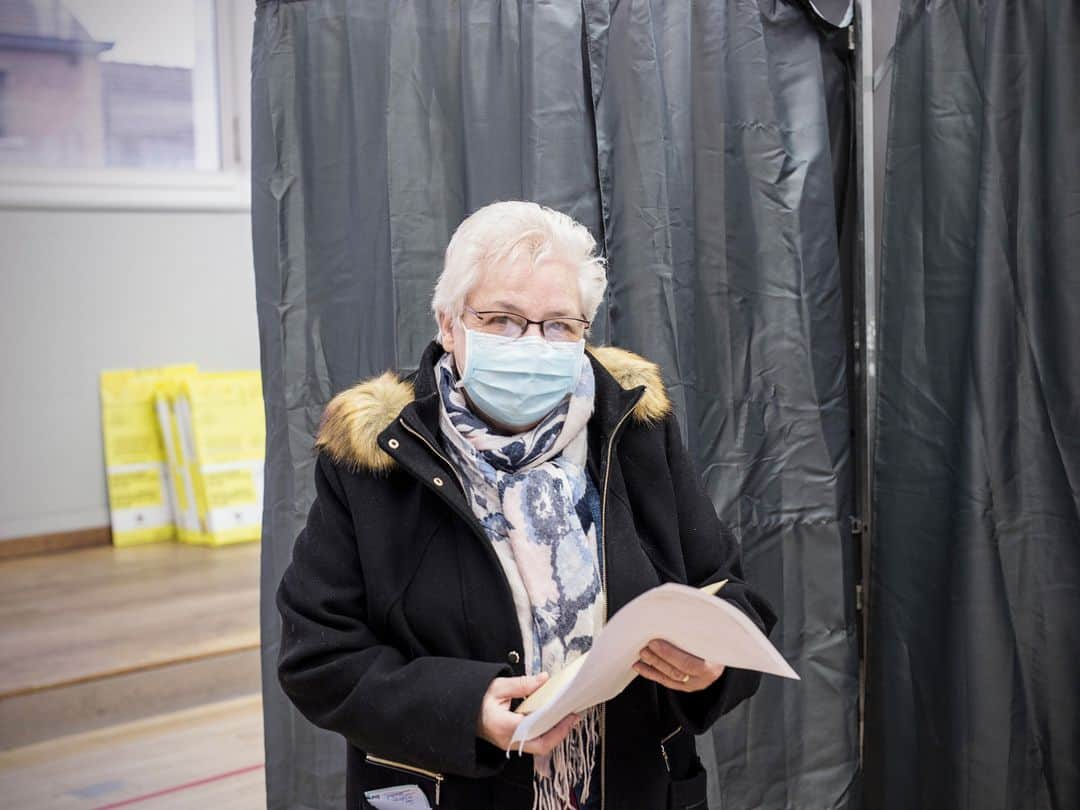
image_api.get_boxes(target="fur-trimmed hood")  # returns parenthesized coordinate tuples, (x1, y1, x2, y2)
(315, 345, 671, 473)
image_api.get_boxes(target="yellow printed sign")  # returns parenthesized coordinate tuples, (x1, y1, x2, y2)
(202, 469, 258, 507)
(101, 374, 167, 469)
(107, 469, 165, 510)
(182, 372, 265, 465)
(100, 365, 197, 547)
(100, 365, 264, 548)
(154, 373, 206, 544)
(176, 370, 265, 546)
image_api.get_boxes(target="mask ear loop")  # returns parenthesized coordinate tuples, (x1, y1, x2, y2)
(451, 315, 472, 389)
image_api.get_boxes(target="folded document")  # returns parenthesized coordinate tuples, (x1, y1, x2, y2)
(511, 581, 798, 745)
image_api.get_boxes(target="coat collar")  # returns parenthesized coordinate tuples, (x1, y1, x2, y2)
(315, 340, 671, 473)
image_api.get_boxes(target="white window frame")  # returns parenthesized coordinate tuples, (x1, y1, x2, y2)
(0, 0, 252, 213)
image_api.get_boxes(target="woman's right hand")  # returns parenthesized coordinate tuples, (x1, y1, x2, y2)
(476, 673, 580, 756)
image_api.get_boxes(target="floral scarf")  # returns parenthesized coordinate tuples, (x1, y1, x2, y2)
(435, 352, 602, 810)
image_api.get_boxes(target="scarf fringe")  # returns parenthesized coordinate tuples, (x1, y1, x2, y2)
(531, 707, 600, 810)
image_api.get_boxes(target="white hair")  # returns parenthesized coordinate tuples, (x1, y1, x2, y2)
(431, 201, 607, 338)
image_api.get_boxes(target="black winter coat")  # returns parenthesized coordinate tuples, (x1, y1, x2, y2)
(277, 341, 777, 810)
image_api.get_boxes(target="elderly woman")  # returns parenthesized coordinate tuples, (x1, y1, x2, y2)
(277, 201, 775, 810)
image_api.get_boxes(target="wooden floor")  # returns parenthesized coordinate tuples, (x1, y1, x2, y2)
(0, 541, 265, 807)
(0, 542, 260, 698)
(0, 696, 265, 810)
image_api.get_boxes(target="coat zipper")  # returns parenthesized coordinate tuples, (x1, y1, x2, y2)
(659, 726, 682, 773)
(396, 417, 524, 654)
(364, 754, 444, 805)
(400, 394, 642, 810)
(598, 398, 643, 810)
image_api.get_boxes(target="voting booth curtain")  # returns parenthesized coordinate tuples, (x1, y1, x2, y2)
(251, 1, 859, 808)
(865, 1, 1080, 809)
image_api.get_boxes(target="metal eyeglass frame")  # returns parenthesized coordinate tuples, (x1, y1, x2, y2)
(462, 305, 590, 341)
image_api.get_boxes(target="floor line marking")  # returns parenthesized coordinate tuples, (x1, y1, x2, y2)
(86, 763, 265, 810)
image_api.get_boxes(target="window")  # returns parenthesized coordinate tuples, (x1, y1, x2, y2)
(0, 0, 250, 210)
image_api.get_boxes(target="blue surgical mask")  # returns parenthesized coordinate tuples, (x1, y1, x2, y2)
(457, 327, 585, 430)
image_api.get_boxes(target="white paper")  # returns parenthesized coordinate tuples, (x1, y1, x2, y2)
(511, 583, 799, 745)
(363, 784, 432, 810)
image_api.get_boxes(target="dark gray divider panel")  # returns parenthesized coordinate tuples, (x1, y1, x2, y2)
(867, 0, 1080, 807)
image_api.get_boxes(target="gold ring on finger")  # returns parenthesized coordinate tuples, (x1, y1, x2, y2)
(681, 673, 691, 683)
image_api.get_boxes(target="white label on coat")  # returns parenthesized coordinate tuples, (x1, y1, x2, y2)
(364, 785, 432, 809)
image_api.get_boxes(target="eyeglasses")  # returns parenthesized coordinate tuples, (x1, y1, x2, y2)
(462, 305, 590, 342)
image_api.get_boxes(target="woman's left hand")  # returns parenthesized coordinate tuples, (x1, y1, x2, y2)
(633, 639, 726, 692)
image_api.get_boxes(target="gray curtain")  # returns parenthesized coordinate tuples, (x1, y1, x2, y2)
(866, 0, 1080, 808)
(252, 1, 859, 808)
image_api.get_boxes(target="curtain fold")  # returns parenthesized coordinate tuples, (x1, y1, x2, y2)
(581, 2, 859, 807)
(252, 2, 859, 807)
(866, 1, 1080, 807)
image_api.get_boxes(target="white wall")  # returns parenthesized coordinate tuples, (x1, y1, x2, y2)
(0, 207, 258, 540)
